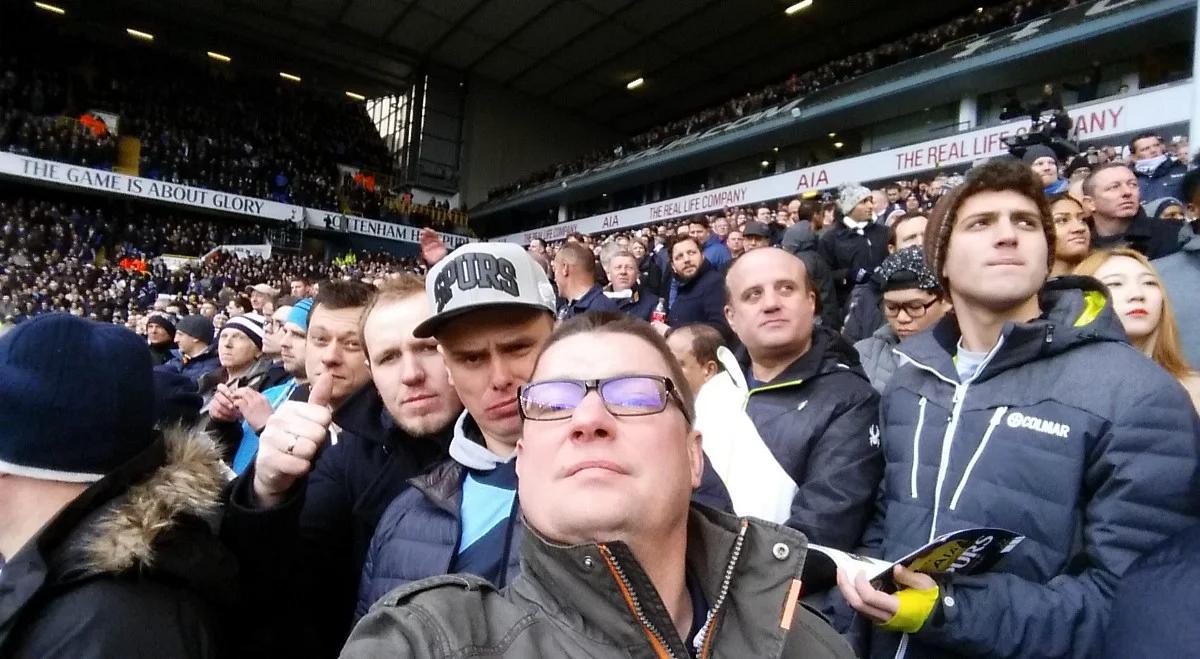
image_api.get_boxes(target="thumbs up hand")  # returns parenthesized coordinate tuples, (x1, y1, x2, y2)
(252, 372, 335, 508)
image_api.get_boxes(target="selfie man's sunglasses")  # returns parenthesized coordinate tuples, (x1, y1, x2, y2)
(518, 375, 691, 424)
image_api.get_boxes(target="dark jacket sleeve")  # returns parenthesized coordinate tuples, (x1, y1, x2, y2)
(785, 385, 882, 550)
(818, 230, 843, 284)
(8, 579, 222, 659)
(221, 434, 357, 657)
(914, 385, 1200, 658)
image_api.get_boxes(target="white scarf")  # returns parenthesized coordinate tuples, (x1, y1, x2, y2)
(1134, 154, 1169, 175)
(842, 217, 870, 235)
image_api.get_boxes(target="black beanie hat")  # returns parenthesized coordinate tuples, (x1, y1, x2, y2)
(0, 314, 156, 482)
(146, 313, 176, 337)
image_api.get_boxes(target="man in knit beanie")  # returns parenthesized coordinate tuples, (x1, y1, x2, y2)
(820, 182, 890, 325)
(157, 314, 220, 384)
(145, 313, 176, 366)
(1022, 144, 1068, 195)
(838, 158, 1200, 659)
(0, 314, 234, 657)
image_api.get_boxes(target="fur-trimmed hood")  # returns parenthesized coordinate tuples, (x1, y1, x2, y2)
(0, 426, 236, 656)
(76, 425, 228, 574)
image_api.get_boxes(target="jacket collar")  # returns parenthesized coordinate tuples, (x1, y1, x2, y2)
(0, 428, 232, 645)
(568, 285, 608, 311)
(447, 411, 512, 471)
(895, 276, 1125, 384)
(735, 326, 864, 389)
(512, 505, 809, 658)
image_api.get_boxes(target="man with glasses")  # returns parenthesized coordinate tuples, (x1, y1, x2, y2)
(344, 312, 855, 658)
(854, 248, 950, 393)
(694, 247, 881, 550)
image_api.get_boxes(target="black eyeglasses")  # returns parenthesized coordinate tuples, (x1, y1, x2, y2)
(518, 375, 691, 424)
(882, 297, 941, 319)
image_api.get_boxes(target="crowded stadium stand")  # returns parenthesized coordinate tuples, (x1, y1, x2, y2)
(7, 1, 1200, 658)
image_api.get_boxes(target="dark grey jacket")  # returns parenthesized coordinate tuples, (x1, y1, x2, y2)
(342, 505, 855, 659)
(860, 277, 1200, 658)
(854, 323, 900, 394)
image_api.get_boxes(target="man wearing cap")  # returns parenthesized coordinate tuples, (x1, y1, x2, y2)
(1023, 144, 1069, 195)
(819, 183, 889, 310)
(355, 242, 559, 616)
(157, 314, 220, 384)
(838, 159, 1200, 659)
(853, 247, 950, 393)
(0, 314, 235, 657)
(741, 221, 772, 251)
(145, 313, 176, 365)
(245, 283, 278, 314)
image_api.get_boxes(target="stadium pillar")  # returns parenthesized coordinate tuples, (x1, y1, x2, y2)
(957, 94, 977, 132)
(558, 203, 568, 224)
(1190, 0, 1200, 154)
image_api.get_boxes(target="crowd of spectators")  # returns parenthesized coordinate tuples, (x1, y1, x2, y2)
(0, 29, 448, 225)
(487, 0, 1079, 200)
(0, 189, 422, 331)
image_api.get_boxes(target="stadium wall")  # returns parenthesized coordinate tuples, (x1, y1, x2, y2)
(460, 76, 622, 208)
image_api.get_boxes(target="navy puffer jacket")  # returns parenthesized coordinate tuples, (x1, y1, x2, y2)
(860, 277, 1200, 659)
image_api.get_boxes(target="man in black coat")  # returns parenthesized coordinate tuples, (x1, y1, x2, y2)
(0, 314, 235, 658)
(696, 247, 881, 550)
(221, 279, 462, 658)
(819, 184, 890, 310)
(1084, 162, 1184, 259)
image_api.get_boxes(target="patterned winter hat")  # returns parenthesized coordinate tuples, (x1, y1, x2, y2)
(874, 246, 941, 293)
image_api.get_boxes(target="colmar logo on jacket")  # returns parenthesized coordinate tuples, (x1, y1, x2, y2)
(1005, 411, 1070, 438)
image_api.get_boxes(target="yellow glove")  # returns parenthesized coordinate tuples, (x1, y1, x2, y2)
(879, 584, 939, 633)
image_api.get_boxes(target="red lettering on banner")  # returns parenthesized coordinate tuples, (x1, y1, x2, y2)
(795, 169, 829, 190)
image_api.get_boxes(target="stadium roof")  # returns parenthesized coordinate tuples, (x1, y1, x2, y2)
(103, 0, 987, 133)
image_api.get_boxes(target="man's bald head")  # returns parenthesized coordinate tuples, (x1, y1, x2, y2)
(723, 248, 818, 364)
(724, 247, 814, 304)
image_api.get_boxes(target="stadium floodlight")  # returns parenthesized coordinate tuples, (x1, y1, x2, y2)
(760, 160, 770, 167)
(206, 51, 231, 63)
(126, 28, 154, 41)
(828, 132, 837, 138)
(279, 72, 301, 83)
(34, 2, 66, 15)
(345, 91, 366, 101)
(785, 0, 813, 15)
(833, 141, 844, 149)
(626, 77, 644, 90)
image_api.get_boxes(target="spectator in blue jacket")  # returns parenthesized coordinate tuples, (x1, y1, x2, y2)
(688, 216, 732, 271)
(1022, 144, 1068, 195)
(1131, 132, 1188, 203)
(665, 235, 730, 340)
(156, 314, 220, 383)
(552, 242, 619, 321)
(838, 159, 1200, 659)
(1102, 522, 1200, 657)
